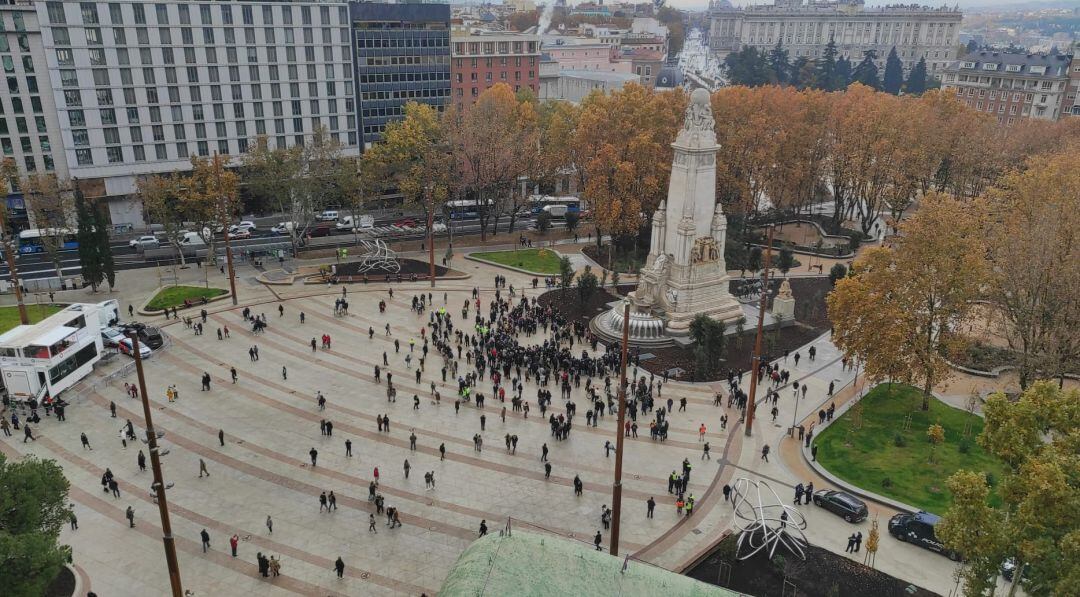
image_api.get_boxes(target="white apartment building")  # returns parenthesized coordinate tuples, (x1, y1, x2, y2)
(708, 0, 962, 75)
(0, 3, 71, 229)
(32, 0, 359, 226)
(941, 50, 1074, 124)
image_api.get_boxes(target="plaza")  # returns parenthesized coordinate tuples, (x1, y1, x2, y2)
(2, 251, 967, 596)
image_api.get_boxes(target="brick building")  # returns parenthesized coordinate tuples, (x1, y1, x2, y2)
(451, 31, 540, 106)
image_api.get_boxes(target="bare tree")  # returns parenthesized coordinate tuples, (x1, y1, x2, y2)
(22, 173, 74, 280)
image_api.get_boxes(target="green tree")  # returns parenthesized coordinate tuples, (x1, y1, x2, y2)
(564, 211, 580, 233)
(882, 47, 904, 95)
(747, 246, 762, 273)
(776, 246, 795, 276)
(74, 188, 103, 291)
(97, 208, 116, 290)
(816, 38, 840, 91)
(0, 454, 73, 597)
(828, 262, 847, 286)
(905, 57, 928, 95)
(791, 56, 816, 89)
(558, 255, 575, 290)
(577, 265, 598, 301)
(938, 382, 1080, 596)
(852, 50, 881, 89)
(767, 40, 790, 85)
(835, 56, 853, 89)
(724, 46, 768, 87)
(690, 314, 727, 380)
(535, 210, 552, 233)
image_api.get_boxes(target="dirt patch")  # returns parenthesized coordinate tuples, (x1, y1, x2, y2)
(536, 285, 629, 325)
(686, 533, 938, 597)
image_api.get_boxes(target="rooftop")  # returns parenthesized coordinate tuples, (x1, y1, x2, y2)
(946, 50, 1073, 78)
(0, 304, 99, 348)
(557, 69, 642, 83)
(439, 531, 744, 597)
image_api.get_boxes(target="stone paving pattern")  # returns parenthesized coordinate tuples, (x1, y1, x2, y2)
(1, 252, 973, 596)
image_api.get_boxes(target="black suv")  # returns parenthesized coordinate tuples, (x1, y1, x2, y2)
(812, 489, 869, 523)
(888, 511, 960, 560)
(119, 323, 165, 350)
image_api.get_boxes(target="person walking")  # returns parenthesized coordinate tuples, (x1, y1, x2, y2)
(198, 458, 210, 478)
(230, 534, 239, 557)
(200, 529, 211, 553)
(403, 459, 411, 479)
(334, 557, 345, 578)
(81, 432, 92, 450)
(126, 506, 135, 528)
(368, 513, 377, 533)
(266, 515, 273, 534)
(218, 429, 225, 447)
(594, 531, 603, 551)
(647, 497, 655, 518)
(137, 450, 147, 472)
(761, 445, 770, 462)
(345, 439, 352, 457)
(439, 443, 446, 461)
(309, 447, 318, 467)
(478, 519, 488, 537)
(69, 509, 78, 530)
(702, 442, 710, 460)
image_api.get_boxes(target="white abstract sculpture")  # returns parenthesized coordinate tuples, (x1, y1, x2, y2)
(730, 477, 808, 561)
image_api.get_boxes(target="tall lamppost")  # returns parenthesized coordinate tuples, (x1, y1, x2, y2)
(426, 184, 435, 288)
(609, 298, 631, 556)
(128, 331, 183, 596)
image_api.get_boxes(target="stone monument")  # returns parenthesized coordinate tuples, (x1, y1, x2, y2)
(592, 88, 742, 345)
(771, 278, 796, 321)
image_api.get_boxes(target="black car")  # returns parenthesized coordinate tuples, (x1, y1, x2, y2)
(812, 489, 868, 523)
(119, 323, 165, 350)
(888, 511, 960, 560)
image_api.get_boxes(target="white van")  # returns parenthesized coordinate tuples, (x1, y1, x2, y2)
(542, 204, 569, 218)
(180, 231, 206, 246)
(336, 215, 375, 230)
(316, 210, 340, 222)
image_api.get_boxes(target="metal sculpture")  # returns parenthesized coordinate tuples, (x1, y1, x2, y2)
(730, 477, 809, 561)
(353, 239, 401, 274)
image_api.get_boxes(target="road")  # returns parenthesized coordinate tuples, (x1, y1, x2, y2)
(1, 214, 555, 282)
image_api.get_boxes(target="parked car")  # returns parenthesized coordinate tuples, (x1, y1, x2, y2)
(812, 490, 868, 523)
(270, 222, 297, 235)
(316, 210, 340, 222)
(394, 218, 418, 229)
(129, 235, 160, 249)
(101, 327, 125, 348)
(432, 220, 448, 233)
(119, 323, 165, 349)
(118, 337, 153, 359)
(231, 229, 252, 239)
(888, 511, 960, 560)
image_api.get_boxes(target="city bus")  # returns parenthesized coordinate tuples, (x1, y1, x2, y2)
(445, 199, 495, 220)
(18, 228, 78, 254)
(528, 195, 582, 218)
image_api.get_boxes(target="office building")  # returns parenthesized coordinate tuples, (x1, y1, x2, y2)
(451, 30, 539, 106)
(32, 0, 359, 226)
(351, 2, 450, 148)
(707, 0, 962, 75)
(941, 50, 1074, 124)
(0, 2, 70, 230)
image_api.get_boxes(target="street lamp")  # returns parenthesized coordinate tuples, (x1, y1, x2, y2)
(425, 184, 435, 288)
(610, 298, 631, 556)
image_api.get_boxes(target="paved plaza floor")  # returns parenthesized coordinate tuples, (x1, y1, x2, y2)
(2, 255, 967, 596)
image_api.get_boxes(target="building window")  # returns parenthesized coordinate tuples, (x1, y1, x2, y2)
(47, 2, 67, 24)
(75, 149, 93, 165)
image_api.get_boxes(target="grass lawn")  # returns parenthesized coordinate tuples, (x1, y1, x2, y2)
(815, 384, 1007, 515)
(145, 285, 228, 311)
(0, 304, 64, 334)
(471, 249, 563, 274)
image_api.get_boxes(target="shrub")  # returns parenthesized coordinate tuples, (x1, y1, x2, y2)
(881, 477, 893, 488)
(777, 246, 795, 275)
(958, 439, 972, 454)
(747, 246, 763, 272)
(829, 263, 848, 285)
(770, 554, 787, 575)
(893, 432, 906, 447)
(985, 472, 996, 488)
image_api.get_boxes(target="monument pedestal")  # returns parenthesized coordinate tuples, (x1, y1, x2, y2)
(770, 279, 796, 321)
